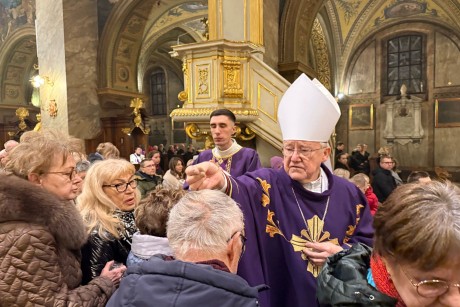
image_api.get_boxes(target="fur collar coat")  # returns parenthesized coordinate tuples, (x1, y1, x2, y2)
(0, 174, 114, 306)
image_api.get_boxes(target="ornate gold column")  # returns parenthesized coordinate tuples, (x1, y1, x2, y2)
(170, 0, 264, 146)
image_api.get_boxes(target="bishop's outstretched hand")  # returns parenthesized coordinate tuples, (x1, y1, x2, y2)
(186, 161, 225, 191)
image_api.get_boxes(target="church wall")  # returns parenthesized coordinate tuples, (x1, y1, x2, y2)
(347, 41, 376, 95)
(263, 0, 279, 71)
(339, 21, 460, 173)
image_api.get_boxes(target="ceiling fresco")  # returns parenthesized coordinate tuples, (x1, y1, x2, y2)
(327, 0, 460, 55)
(0, 0, 35, 45)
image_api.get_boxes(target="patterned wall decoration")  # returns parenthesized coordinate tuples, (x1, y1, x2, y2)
(311, 19, 332, 91)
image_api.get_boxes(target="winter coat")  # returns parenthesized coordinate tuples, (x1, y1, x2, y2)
(317, 243, 397, 306)
(134, 171, 162, 198)
(365, 186, 379, 215)
(107, 254, 267, 307)
(81, 210, 137, 285)
(0, 174, 114, 306)
(371, 168, 397, 203)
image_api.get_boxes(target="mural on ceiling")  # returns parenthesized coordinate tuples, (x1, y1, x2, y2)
(329, 0, 456, 51)
(150, 1, 207, 33)
(0, 0, 35, 44)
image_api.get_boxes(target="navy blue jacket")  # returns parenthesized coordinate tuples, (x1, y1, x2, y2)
(107, 255, 267, 307)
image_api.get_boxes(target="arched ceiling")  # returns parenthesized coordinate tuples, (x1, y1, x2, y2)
(98, 0, 206, 93)
(325, 0, 460, 71)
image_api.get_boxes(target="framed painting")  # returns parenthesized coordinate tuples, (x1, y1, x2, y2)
(435, 98, 460, 128)
(349, 104, 374, 130)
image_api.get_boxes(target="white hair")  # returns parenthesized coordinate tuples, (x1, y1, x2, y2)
(167, 190, 244, 257)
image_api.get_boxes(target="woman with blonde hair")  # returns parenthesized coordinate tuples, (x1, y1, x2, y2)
(78, 159, 139, 284)
(0, 129, 122, 306)
(163, 156, 186, 189)
(88, 142, 120, 163)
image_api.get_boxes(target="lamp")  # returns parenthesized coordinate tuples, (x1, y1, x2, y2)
(169, 32, 189, 58)
(30, 64, 54, 88)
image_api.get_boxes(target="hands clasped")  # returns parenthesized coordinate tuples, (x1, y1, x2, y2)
(100, 260, 127, 287)
(302, 242, 343, 266)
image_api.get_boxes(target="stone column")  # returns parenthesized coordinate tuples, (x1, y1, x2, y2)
(208, 0, 263, 46)
(35, 0, 100, 139)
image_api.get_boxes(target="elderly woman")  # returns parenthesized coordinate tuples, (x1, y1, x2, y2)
(78, 159, 139, 284)
(317, 181, 460, 306)
(0, 130, 123, 306)
(163, 156, 185, 189)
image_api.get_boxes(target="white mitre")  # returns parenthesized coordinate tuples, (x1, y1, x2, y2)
(278, 73, 340, 142)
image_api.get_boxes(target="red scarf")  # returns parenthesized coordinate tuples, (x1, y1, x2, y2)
(370, 255, 406, 307)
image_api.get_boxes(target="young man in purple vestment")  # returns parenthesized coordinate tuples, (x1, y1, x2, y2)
(193, 108, 261, 176)
(186, 74, 374, 307)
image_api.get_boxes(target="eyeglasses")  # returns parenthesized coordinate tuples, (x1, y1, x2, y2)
(102, 179, 138, 193)
(228, 230, 247, 259)
(381, 161, 395, 165)
(283, 147, 323, 159)
(400, 265, 460, 298)
(43, 168, 77, 181)
(143, 164, 156, 168)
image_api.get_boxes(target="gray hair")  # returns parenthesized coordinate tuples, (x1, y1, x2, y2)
(167, 190, 244, 258)
(76, 160, 91, 173)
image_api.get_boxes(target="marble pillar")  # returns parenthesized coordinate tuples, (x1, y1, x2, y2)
(35, 0, 100, 139)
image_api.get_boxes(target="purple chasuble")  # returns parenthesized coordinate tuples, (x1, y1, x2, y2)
(230, 164, 374, 307)
(195, 147, 261, 176)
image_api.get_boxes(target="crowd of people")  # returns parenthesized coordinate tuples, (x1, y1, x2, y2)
(0, 74, 459, 307)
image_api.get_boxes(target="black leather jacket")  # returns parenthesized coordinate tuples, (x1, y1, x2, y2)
(81, 210, 137, 285)
(317, 244, 397, 307)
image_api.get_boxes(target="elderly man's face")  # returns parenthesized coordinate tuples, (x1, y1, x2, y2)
(282, 140, 330, 184)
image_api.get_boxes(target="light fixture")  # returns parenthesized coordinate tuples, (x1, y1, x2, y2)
(169, 32, 189, 58)
(30, 64, 54, 88)
(337, 93, 345, 100)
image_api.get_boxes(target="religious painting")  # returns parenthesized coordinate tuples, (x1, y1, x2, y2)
(384, 1, 427, 19)
(349, 104, 374, 130)
(435, 98, 460, 128)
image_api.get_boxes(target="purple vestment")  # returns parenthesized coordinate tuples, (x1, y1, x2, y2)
(195, 147, 261, 176)
(230, 164, 374, 307)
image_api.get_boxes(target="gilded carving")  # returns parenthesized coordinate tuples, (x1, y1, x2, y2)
(48, 100, 58, 118)
(15, 107, 29, 131)
(197, 68, 209, 95)
(178, 90, 188, 102)
(171, 108, 258, 118)
(222, 60, 243, 98)
(311, 19, 332, 91)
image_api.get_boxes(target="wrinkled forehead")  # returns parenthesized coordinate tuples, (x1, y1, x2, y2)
(283, 140, 323, 147)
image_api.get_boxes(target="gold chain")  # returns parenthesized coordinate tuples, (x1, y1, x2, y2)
(291, 187, 330, 242)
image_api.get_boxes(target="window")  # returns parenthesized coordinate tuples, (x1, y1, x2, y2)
(150, 68, 166, 115)
(387, 35, 423, 95)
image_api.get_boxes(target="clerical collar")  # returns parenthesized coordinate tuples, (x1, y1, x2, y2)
(302, 168, 328, 193)
(212, 139, 242, 159)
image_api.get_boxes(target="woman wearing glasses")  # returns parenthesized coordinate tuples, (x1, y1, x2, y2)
(0, 130, 122, 306)
(78, 159, 139, 285)
(317, 181, 460, 306)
